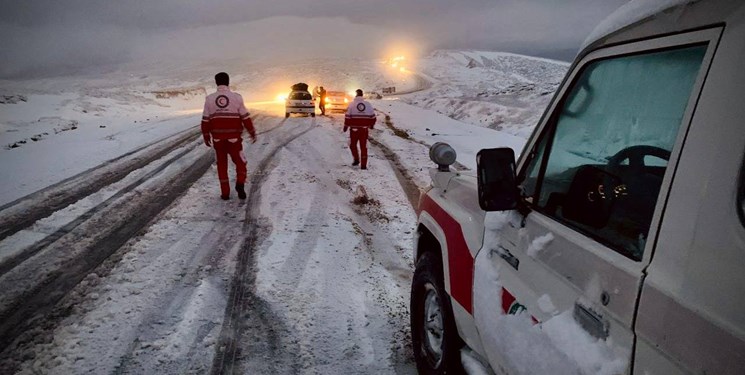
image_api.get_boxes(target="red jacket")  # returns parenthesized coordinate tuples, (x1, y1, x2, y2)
(344, 96, 376, 130)
(201, 86, 256, 140)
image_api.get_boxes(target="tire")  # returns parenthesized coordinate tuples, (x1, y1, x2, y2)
(285, 113, 290, 118)
(311, 113, 316, 118)
(411, 252, 465, 374)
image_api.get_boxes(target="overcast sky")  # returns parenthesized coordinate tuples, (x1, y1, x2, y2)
(0, 0, 627, 79)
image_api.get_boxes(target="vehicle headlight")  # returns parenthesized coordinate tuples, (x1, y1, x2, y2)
(344, 98, 349, 103)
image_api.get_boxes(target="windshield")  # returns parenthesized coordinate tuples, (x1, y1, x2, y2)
(289, 91, 312, 100)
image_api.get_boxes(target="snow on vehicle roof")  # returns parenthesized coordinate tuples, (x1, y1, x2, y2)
(581, 0, 696, 52)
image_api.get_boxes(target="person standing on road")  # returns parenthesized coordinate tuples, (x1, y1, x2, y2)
(343, 89, 376, 169)
(201, 72, 257, 200)
(318, 86, 327, 116)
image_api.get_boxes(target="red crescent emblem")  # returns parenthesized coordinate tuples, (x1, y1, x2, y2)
(215, 95, 230, 108)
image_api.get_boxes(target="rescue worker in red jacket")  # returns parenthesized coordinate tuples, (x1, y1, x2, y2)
(343, 89, 376, 169)
(201, 72, 257, 200)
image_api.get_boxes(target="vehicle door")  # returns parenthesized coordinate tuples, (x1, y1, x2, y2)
(474, 29, 719, 374)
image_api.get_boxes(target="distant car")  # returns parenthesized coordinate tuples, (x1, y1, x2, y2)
(285, 90, 315, 118)
(324, 91, 351, 113)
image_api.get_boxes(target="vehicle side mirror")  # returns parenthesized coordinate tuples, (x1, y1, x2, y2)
(477, 148, 519, 211)
(562, 165, 623, 228)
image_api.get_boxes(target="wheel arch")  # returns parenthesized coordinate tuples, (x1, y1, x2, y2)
(416, 207, 489, 362)
(415, 212, 447, 265)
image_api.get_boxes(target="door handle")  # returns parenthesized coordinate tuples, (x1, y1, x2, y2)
(491, 245, 519, 271)
(573, 302, 609, 340)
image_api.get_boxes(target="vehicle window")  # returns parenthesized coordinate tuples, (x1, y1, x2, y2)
(522, 45, 707, 260)
(290, 92, 312, 100)
(520, 131, 549, 202)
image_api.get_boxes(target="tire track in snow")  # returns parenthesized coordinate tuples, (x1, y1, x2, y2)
(368, 136, 422, 210)
(0, 115, 287, 279)
(238, 117, 417, 373)
(0, 141, 202, 278)
(211, 118, 318, 375)
(111, 218, 243, 374)
(268, 134, 353, 372)
(0, 144, 214, 353)
(0, 126, 201, 242)
(275, 140, 328, 290)
(0, 115, 283, 244)
(325, 112, 423, 210)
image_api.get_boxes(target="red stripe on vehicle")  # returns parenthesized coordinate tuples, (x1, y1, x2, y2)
(420, 195, 474, 314)
(501, 287, 540, 323)
(502, 288, 516, 314)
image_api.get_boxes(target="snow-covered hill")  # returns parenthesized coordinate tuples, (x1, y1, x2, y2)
(404, 50, 568, 138)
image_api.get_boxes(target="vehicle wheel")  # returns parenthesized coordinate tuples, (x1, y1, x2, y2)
(285, 113, 290, 118)
(411, 252, 465, 374)
(311, 113, 315, 117)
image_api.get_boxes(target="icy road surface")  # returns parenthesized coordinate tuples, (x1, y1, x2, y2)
(0, 112, 421, 374)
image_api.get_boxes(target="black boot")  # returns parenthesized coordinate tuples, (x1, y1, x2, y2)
(221, 194, 230, 200)
(352, 160, 360, 166)
(236, 183, 247, 199)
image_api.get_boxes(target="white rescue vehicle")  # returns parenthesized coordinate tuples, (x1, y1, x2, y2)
(285, 83, 315, 118)
(411, 1, 745, 374)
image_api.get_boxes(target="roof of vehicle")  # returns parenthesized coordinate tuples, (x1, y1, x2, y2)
(581, 0, 695, 51)
(578, 0, 743, 57)
(291, 82, 309, 91)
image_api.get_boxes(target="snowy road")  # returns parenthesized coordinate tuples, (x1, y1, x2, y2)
(0, 113, 418, 374)
(214, 114, 417, 374)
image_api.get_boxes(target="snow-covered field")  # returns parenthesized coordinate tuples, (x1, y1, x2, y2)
(0, 50, 567, 373)
(404, 50, 567, 138)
